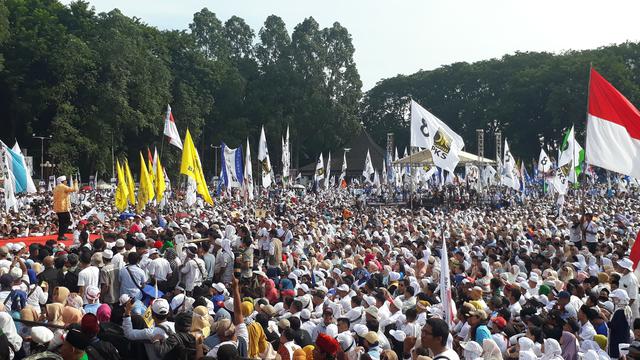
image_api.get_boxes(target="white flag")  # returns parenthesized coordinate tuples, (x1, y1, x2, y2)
(244, 138, 254, 201)
(282, 126, 290, 186)
(410, 100, 464, 172)
(221, 143, 244, 189)
(558, 126, 577, 168)
(501, 140, 520, 190)
(552, 167, 569, 195)
(363, 149, 374, 182)
(3, 150, 17, 212)
(163, 104, 183, 150)
(314, 153, 325, 183)
(538, 149, 551, 173)
(482, 165, 497, 186)
(324, 152, 331, 188)
(257, 126, 273, 188)
(440, 235, 456, 327)
(339, 150, 347, 185)
(185, 177, 197, 206)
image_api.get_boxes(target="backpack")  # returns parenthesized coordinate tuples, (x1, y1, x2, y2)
(162, 332, 197, 360)
(64, 268, 80, 293)
(98, 322, 130, 359)
(85, 338, 121, 360)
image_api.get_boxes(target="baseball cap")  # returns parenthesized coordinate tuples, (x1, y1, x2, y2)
(151, 298, 170, 315)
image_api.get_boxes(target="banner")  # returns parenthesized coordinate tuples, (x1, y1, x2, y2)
(221, 143, 244, 189)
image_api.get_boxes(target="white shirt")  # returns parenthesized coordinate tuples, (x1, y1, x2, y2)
(620, 272, 640, 318)
(578, 321, 597, 342)
(147, 257, 172, 282)
(77, 266, 100, 302)
(112, 252, 125, 270)
(25, 284, 48, 312)
(181, 257, 205, 292)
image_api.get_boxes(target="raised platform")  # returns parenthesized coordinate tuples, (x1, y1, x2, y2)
(0, 234, 101, 246)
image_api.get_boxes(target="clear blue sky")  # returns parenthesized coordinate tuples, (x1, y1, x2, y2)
(61, 0, 640, 90)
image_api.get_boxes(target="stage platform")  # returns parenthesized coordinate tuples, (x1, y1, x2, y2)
(0, 234, 101, 246)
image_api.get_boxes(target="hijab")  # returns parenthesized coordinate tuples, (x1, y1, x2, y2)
(52, 286, 70, 304)
(482, 339, 502, 360)
(540, 338, 563, 360)
(46, 303, 65, 326)
(519, 337, 538, 360)
(66, 293, 83, 309)
(191, 305, 211, 337)
(96, 304, 112, 322)
(61, 306, 83, 325)
(20, 306, 39, 322)
(560, 331, 578, 360)
(0, 312, 22, 352)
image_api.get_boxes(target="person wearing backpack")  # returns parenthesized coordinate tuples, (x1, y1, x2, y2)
(81, 313, 121, 360)
(153, 311, 203, 360)
(122, 298, 175, 360)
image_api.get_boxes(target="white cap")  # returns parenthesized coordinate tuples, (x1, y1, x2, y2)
(618, 258, 634, 271)
(391, 297, 403, 310)
(343, 263, 355, 270)
(610, 288, 631, 302)
(389, 329, 406, 342)
(213, 283, 226, 293)
(224, 298, 234, 312)
(353, 324, 369, 337)
(102, 249, 113, 260)
(10, 267, 22, 280)
(389, 272, 401, 281)
(151, 298, 170, 315)
(115, 239, 125, 248)
(300, 309, 311, 320)
(119, 294, 131, 305)
(31, 326, 54, 344)
(148, 249, 159, 256)
(57, 176, 67, 183)
(529, 273, 539, 282)
(299, 284, 310, 293)
(337, 284, 350, 292)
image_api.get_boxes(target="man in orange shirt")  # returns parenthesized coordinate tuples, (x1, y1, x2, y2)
(53, 175, 77, 240)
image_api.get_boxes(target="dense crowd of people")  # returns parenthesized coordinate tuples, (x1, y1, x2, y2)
(0, 175, 639, 360)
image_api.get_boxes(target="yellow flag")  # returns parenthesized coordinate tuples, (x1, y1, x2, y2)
(124, 159, 136, 205)
(137, 152, 155, 213)
(147, 148, 155, 187)
(115, 160, 129, 212)
(155, 156, 166, 204)
(180, 129, 213, 205)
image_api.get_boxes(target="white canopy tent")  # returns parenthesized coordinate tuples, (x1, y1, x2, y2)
(393, 149, 496, 167)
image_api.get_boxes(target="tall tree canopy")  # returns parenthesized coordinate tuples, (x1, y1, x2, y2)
(361, 44, 640, 162)
(0, 1, 363, 179)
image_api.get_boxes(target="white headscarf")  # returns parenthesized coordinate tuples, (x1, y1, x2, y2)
(518, 337, 538, 360)
(0, 312, 22, 353)
(540, 338, 563, 360)
(482, 339, 502, 360)
(221, 238, 234, 259)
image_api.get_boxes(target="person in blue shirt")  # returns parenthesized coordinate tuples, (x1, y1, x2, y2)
(118, 252, 147, 301)
(467, 308, 492, 344)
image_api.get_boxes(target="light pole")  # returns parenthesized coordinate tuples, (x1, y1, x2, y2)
(32, 134, 52, 180)
(210, 145, 221, 178)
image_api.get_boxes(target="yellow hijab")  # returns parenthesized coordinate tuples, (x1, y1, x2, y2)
(191, 306, 211, 338)
(46, 303, 65, 326)
(247, 321, 268, 359)
(53, 286, 70, 304)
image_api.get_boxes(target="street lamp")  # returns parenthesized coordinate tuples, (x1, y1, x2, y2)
(32, 134, 52, 180)
(43, 161, 56, 180)
(210, 144, 222, 177)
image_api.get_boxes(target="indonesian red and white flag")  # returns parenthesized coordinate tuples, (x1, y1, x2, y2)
(586, 68, 640, 178)
(163, 104, 183, 150)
